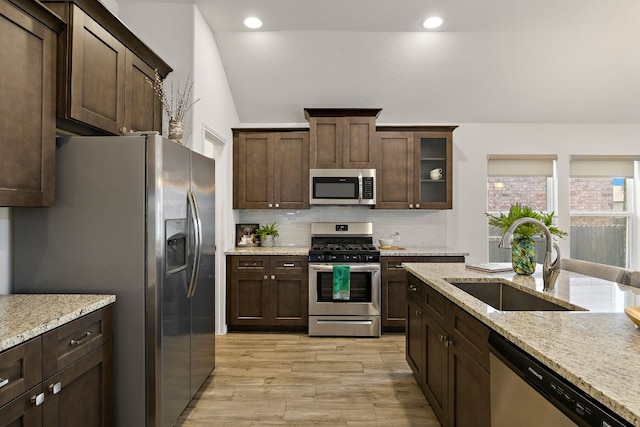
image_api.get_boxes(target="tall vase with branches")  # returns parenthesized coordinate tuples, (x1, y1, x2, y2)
(146, 70, 201, 144)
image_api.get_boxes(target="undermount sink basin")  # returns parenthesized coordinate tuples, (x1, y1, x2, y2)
(447, 281, 571, 311)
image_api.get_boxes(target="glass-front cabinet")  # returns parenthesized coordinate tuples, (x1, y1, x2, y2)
(417, 132, 452, 208)
(376, 127, 455, 209)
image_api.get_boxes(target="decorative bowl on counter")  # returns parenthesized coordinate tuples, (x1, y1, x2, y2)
(379, 238, 393, 248)
(624, 306, 640, 327)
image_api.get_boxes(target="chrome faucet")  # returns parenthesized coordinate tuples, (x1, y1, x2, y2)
(498, 217, 561, 291)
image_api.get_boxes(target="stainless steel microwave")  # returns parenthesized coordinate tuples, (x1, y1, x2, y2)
(309, 169, 376, 205)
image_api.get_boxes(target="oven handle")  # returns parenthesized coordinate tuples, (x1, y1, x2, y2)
(309, 264, 381, 273)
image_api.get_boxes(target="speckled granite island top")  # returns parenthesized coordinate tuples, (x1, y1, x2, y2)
(403, 262, 640, 426)
(0, 294, 116, 352)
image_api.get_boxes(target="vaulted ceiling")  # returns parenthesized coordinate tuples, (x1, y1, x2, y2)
(119, 0, 640, 124)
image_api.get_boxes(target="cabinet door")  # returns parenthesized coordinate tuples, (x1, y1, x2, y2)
(309, 117, 342, 168)
(382, 272, 406, 331)
(376, 132, 416, 209)
(270, 273, 308, 326)
(424, 312, 449, 427)
(0, 0, 57, 206)
(448, 344, 490, 427)
(416, 131, 453, 209)
(273, 132, 309, 209)
(42, 344, 112, 427)
(0, 384, 43, 427)
(405, 297, 424, 384)
(234, 133, 274, 209)
(228, 272, 270, 326)
(343, 116, 376, 168)
(66, 6, 126, 135)
(125, 51, 162, 133)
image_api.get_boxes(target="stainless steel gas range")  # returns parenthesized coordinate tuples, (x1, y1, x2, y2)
(308, 222, 381, 337)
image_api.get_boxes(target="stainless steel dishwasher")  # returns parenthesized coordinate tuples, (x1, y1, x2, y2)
(489, 332, 631, 427)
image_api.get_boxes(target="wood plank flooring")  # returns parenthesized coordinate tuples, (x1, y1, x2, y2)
(176, 333, 439, 426)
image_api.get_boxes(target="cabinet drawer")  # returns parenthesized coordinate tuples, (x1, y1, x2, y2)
(383, 256, 466, 272)
(230, 256, 269, 272)
(272, 257, 307, 273)
(406, 275, 426, 306)
(42, 306, 113, 379)
(450, 305, 490, 370)
(424, 285, 447, 326)
(0, 337, 42, 407)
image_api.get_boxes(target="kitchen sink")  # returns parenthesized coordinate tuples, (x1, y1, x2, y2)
(447, 281, 572, 311)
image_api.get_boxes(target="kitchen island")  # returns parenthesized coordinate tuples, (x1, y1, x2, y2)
(0, 293, 115, 351)
(0, 293, 115, 425)
(403, 262, 640, 426)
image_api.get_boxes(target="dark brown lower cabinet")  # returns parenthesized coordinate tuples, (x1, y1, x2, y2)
(406, 273, 490, 427)
(382, 256, 465, 332)
(227, 255, 308, 331)
(0, 306, 113, 427)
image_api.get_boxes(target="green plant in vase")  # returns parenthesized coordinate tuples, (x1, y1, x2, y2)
(486, 204, 567, 275)
(257, 222, 279, 247)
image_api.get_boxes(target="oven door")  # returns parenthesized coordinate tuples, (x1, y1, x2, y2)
(308, 263, 381, 316)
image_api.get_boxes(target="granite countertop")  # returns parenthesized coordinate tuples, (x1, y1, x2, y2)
(0, 294, 116, 352)
(225, 246, 468, 257)
(225, 246, 310, 256)
(379, 246, 469, 257)
(403, 262, 640, 426)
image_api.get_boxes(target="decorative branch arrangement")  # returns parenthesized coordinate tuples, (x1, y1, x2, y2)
(146, 70, 201, 122)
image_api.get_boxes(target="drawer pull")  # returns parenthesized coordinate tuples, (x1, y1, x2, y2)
(70, 331, 92, 346)
(49, 382, 62, 395)
(395, 264, 402, 268)
(283, 263, 295, 267)
(409, 284, 417, 292)
(0, 377, 8, 388)
(31, 393, 45, 406)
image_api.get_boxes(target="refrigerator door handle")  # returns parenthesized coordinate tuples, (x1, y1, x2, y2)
(187, 189, 203, 298)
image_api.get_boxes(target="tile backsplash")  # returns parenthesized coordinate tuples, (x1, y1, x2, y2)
(237, 207, 447, 247)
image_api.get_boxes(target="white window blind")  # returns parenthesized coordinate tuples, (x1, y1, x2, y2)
(487, 155, 556, 177)
(570, 156, 638, 178)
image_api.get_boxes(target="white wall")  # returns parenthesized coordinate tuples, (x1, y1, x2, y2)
(449, 123, 640, 267)
(118, 3, 239, 333)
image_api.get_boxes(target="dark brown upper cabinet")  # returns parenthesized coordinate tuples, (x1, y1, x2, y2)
(0, 0, 64, 206)
(233, 129, 310, 209)
(43, 0, 171, 136)
(305, 108, 381, 169)
(376, 126, 456, 210)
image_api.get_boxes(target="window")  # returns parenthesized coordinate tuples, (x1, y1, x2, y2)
(570, 157, 636, 268)
(487, 155, 557, 263)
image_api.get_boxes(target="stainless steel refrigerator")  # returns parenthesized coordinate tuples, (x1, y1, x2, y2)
(12, 134, 216, 427)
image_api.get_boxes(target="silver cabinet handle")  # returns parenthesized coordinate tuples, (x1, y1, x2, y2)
(268, 203, 273, 208)
(416, 204, 420, 208)
(264, 275, 268, 280)
(49, 382, 62, 394)
(31, 393, 45, 406)
(283, 263, 295, 267)
(409, 204, 413, 208)
(0, 378, 8, 388)
(70, 331, 91, 346)
(395, 264, 402, 268)
(271, 275, 276, 280)
(275, 203, 280, 208)
(408, 284, 417, 292)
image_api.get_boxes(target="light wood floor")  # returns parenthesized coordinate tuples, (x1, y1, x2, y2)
(176, 333, 439, 426)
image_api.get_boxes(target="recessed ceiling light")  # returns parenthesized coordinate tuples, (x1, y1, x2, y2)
(423, 16, 443, 29)
(244, 17, 263, 29)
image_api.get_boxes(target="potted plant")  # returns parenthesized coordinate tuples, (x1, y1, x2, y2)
(257, 222, 279, 247)
(486, 204, 567, 275)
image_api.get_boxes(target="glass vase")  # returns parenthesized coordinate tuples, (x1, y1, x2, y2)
(512, 236, 536, 275)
